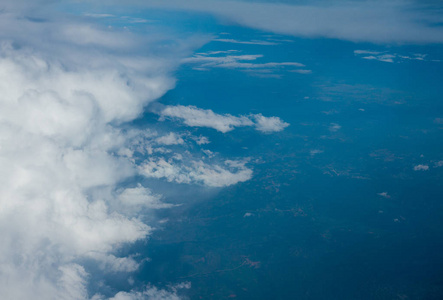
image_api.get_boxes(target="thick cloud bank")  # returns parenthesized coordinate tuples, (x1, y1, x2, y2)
(0, 5, 184, 300)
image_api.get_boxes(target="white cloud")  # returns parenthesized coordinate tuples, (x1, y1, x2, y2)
(84, 13, 115, 18)
(354, 50, 382, 55)
(310, 149, 324, 156)
(58, 264, 90, 300)
(160, 105, 253, 132)
(362, 54, 396, 63)
(87, 253, 141, 273)
(108, 0, 443, 44)
(398, 54, 427, 61)
(183, 52, 305, 72)
(202, 149, 215, 158)
(108, 282, 190, 300)
(195, 50, 239, 55)
(193, 135, 210, 145)
(0, 4, 198, 300)
(329, 123, 342, 132)
(139, 158, 252, 187)
(213, 38, 278, 45)
(377, 192, 391, 198)
(117, 184, 174, 209)
(253, 114, 289, 133)
(413, 164, 429, 171)
(0, 1, 323, 298)
(156, 132, 185, 145)
(355, 50, 430, 63)
(159, 105, 289, 133)
(290, 69, 312, 74)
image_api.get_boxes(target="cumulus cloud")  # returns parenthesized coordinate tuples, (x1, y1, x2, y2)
(193, 135, 210, 145)
(252, 114, 289, 133)
(156, 132, 185, 145)
(139, 157, 252, 187)
(108, 282, 190, 300)
(159, 105, 289, 133)
(0, 3, 200, 299)
(87, 253, 141, 273)
(160, 105, 253, 132)
(117, 184, 174, 210)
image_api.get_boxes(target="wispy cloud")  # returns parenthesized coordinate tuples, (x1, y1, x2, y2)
(310, 149, 324, 156)
(183, 51, 308, 74)
(195, 50, 239, 55)
(83, 13, 115, 18)
(354, 50, 430, 63)
(290, 69, 312, 74)
(360, 54, 396, 63)
(354, 50, 382, 55)
(213, 38, 278, 45)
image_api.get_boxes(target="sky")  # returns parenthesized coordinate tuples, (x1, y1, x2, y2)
(0, 0, 442, 299)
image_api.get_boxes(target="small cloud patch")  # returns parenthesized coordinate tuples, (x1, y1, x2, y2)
(354, 50, 430, 63)
(329, 123, 341, 132)
(377, 192, 391, 198)
(159, 105, 289, 134)
(413, 164, 429, 171)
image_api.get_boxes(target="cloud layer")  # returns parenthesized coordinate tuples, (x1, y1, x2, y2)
(107, 0, 443, 44)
